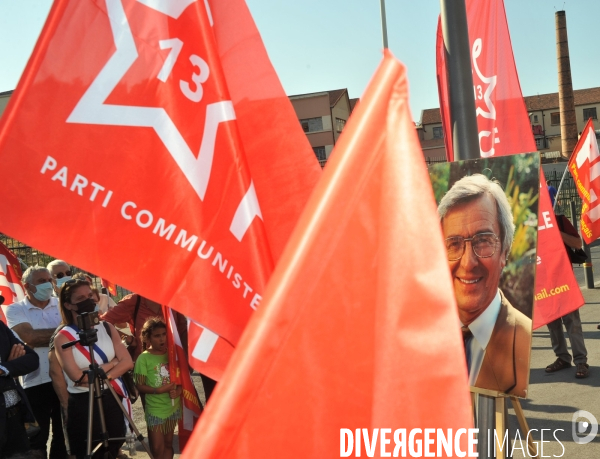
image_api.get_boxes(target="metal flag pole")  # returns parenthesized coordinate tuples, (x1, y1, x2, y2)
(379, 0, 389, 49)
(439, 1, 494, 456)
(440, 0, 479, 160)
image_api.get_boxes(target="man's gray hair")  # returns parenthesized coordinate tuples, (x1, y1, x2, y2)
(22, 265, 51, 285)
(47, 259, 69, 273)
(438, 174, 515, 253)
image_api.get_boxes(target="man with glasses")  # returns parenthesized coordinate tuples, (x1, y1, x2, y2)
(438, 174, 531, 397)
(6, 266, 67, 458)
(47, 260, 72, 296)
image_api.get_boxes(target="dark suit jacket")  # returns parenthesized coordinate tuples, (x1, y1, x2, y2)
(0, 320, 39, 427)
(474, 291, 532, 398)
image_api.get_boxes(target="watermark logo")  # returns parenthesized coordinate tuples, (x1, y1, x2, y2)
(572, 410, 598, 444)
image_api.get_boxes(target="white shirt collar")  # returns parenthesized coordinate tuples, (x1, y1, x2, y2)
(461, 290, 501, 351)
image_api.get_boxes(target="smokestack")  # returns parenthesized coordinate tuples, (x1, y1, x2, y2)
(555, 10, 578, 160)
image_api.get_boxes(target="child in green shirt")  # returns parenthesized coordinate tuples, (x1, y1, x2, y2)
(134, 317, 182, 459)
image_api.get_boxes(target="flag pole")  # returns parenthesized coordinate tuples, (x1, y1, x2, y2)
(379, 0, 388, 49)
(439, 0, 479, 160)
(440, 0, 493, 454)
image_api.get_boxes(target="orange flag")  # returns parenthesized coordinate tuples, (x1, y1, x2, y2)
(182, 51, 473, 459)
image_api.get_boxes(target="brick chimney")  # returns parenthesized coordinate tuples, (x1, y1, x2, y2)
(555, 10, 578, 159)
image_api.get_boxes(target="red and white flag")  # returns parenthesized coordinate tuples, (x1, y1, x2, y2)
(436, 0, 583, 327)
(163, 305, 202, 451)
(0, 0, 320, 377)
(569, 118, 600, 244)
(0, 242, 25, 324)
(182, 51, 473, 459)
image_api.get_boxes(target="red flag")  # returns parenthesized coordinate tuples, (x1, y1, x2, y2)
(0, 0, 320, 375)
(162, 305, 202, 451)
(435, 0, 582, 328)
(436, 0, 536, 160)
(568, 118, 600, 244)
(182, 52, 472, 459)
(100, 278, 117, 297)
(533, 170, 584, 329)
(0, 242, 25, 324)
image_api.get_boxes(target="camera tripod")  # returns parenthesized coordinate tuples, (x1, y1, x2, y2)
(62, 321, 154, 459)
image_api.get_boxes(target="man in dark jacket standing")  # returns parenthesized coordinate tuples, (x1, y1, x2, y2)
(0, 316, 39, 457)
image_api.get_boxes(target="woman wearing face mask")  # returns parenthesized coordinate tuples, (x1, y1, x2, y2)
(54, 279, 133, 459)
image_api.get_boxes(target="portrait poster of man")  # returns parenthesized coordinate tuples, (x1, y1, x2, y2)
(428, 153, 539, 398)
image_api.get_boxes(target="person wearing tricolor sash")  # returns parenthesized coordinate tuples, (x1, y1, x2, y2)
(53, 278, 133, 459)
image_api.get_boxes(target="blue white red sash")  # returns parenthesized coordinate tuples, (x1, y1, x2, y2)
(59, 324, 133, 424)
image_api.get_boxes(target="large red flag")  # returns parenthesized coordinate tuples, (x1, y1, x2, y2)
(182, 51, 473, 459)
(436, 0, 535, 160)
(0, 0, 320, 376)
(436, 0, 582, 328)
(0, 242, 25, 324)
(568, 118, 600, 244)
(162, 305, 202, 451)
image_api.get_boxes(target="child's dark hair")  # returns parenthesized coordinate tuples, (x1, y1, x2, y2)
(140, 317, 167, 351)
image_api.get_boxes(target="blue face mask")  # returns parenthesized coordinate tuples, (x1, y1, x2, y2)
(56, 276, 72, 288)
(32, 282, 54, 301)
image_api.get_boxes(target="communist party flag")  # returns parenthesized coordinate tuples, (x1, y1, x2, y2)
(436, 0, 582, 327)
(0, 0, 320, 379)
(0, 242, 25, 324)
(163, 305, 202, 451)
(568, 118, 600, 244)
(101, 278, 117, 297)
(182, 52, 473, 459)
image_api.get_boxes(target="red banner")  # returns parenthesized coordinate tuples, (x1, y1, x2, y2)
(533, 171, 584, 328)
(568, 118, 600, 243)
(0, 0, 320, 369)
(162, 305, 202, 451)
(436, 0, 535, 160)
(435, 0, 583, 327)
(0, 242, 25, 323)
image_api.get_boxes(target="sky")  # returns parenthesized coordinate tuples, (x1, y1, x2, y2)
(1, 0, 599, 121)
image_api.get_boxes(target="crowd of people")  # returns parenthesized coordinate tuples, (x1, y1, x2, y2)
(1, 260, 214, 459)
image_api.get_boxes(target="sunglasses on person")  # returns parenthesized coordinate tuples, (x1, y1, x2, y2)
(55, 270, 72, 279)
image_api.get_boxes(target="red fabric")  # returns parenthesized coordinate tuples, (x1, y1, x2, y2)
(186, 319, 233, 382)
(532, 171, 584, 329)
(0, 242, 24, 324)
(435, 0, 582, 328)
(182, 51, 472, 459)
(0, 0, 320, 376)
(436, 0, 536, 160)
(101, 279, 117, 297)
(100, 294, 164, 361)
(162, 305, 202, 452)
(568, 118, 600, 244)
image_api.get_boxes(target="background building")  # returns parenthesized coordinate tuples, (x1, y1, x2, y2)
(288, 89, 353, 166)
(417, 86, 600, 163)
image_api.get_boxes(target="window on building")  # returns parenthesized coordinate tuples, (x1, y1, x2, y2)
(433, 127, 444, 139)
(583, 107, 598, 120)
(301, 117, 324, 133)
(335, 118, 346, 132)
(533, 114, 538, 123)
(551, 112, 560, 125)
(313, 146, 326, 161)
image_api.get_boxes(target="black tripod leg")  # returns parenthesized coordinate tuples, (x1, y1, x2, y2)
(93, 377, 111, 459)
(85, 371, 95, 459)
(104, 383, 155, 459)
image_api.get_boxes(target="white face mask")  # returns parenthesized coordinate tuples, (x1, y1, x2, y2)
(56, 276, 72, 288)
(31, 282, 54, 301)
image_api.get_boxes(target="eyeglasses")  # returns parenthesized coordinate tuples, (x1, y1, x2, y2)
(444, 232, 499, 261)
(55, 270, 72, 279)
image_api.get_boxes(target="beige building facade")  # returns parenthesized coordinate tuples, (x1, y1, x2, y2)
(289, 89, 353, 165)
(418, 86, 600, 162)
